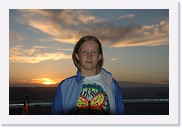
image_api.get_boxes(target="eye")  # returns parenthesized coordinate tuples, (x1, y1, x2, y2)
(81, 50, 87, 53)
(92, 51, 97, 54)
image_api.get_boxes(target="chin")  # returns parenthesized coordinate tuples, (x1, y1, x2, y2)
(83, 66, 97, 70)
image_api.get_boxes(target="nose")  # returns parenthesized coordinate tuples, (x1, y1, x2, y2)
(87, 52, 92, 59)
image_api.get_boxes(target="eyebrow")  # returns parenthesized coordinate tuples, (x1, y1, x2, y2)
(79, 49, 99, 52)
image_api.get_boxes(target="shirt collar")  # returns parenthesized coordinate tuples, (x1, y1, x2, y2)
(76, 70, 84, 83)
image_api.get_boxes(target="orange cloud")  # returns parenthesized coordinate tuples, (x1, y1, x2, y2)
(20, 9, 105, 25)
(10, 45, 71, 63)
(9, 31, 24, 43)
(17, 9, 106, 44)
(32, 46, 47, 49)
(52, 37, 76, 44)
(109, 19, 169, 47)
(78, 14, 105, 24)
(111, 37, 168, 47)
(28, 20, 67, 37)
(28, 20, 76, 44)
(18, 9, 53, 17)
(16, 9, 168, 48)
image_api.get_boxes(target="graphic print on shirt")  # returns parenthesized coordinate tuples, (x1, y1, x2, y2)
(76, 83, 110, 115)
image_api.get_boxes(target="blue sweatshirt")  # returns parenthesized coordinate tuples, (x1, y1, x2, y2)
(51, 68, 124, 115)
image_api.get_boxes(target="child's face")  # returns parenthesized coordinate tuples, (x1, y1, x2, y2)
(76, 40, 101, 73)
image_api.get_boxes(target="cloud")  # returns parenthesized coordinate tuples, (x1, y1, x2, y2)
(18, 9, 52, 17)
(9, 31, 24, 42)
(52, 37, 76, 44)
(118, 14, 135, 20)
(10, 45, 71, 63)
(78, 13, 105, 24)
(27, 27, 40, 33)
(17, 9, 105, 44)
(32, 46, 47, 49)
(101, 18, 169, 47)
(57, 48, 73, 51)
(28, 20, 67, 37)
(27, 19, 77, 44)
(16, 9, 168, 48)
(55, 10, 104, 25)
(111, 58, 119, 61)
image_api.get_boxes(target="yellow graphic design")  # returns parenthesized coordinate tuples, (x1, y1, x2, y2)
(76, 92, 107, 114)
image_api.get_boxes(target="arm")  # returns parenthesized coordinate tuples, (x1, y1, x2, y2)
(51, 83, 63, 115)
(113, 79, 124, 115)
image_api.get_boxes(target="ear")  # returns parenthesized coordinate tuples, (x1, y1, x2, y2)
(76, 53, 79, 61)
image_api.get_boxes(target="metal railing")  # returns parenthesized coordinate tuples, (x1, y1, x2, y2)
(9, 98, 169, 109)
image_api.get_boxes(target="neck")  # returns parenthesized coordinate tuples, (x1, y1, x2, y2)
(80, 68, 98, 76)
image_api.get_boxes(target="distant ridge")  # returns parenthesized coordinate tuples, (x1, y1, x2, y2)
(9, 81, 169, 88)
(118, 81, 169, 88)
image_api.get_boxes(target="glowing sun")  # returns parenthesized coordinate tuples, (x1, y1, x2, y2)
(30, 77, 58, 86)
(43, 81, 54, 85)
(42, 78, 56, 85)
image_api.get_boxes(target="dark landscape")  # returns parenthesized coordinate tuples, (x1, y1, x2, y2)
(9, 81, 169, 115)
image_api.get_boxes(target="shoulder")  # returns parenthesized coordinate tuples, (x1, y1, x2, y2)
(58, 75, 77, 87)
(112, 78, 120, 87)
(100, 68, 112, 81)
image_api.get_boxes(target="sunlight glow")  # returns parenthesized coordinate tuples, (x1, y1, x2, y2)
(43, 81, 55, 85)
(30, 78, 56, 85)
(41, 78, 56, 85)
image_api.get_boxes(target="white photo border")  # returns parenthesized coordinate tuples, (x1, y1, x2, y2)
(0, 0, 179, 125)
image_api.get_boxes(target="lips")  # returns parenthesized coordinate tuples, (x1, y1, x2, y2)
(86, 61, 93, 63)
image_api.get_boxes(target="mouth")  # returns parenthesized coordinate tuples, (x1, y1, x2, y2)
(86, 61, 93, 63)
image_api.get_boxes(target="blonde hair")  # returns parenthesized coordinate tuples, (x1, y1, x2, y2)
(72, 35, 104, 72)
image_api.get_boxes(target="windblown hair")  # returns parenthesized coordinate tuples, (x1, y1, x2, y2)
(72, 35, 104, 72)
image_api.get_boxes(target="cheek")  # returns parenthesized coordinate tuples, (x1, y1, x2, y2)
(93, 54, 101, 60)
(78, 54, 86, 61)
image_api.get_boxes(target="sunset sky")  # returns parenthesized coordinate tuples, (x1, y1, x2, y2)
(9, 9, 169, 87)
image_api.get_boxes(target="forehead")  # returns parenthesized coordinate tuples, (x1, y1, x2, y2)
(79, 40, 99, 50)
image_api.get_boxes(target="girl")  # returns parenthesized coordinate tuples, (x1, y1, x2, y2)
(52, 35, 124, 115)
